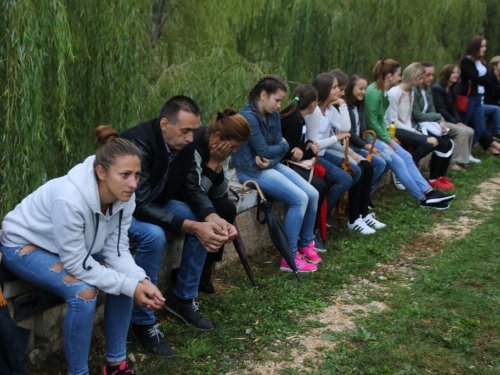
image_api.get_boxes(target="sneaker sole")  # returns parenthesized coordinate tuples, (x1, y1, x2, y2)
(163, 305, 215, 331)
(279, 266, 317, 273)
(130, 329, 175, 358)
(426, 194, 455, 204)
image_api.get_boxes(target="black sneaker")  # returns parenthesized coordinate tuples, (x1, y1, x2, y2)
(130, 323, 174, 358)
(493, 133, 500, 142)
(420, 200, 450, 210)
(199, 280, 216, 294)
(425, 190, 455, 204)
(164, 297, 214, 330)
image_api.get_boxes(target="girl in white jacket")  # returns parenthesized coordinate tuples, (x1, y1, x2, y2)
(1, 126, 165, 375)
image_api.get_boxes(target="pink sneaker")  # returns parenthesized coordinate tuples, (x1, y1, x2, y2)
(298, 242, 322, 264)
(279, 253, 317, 273)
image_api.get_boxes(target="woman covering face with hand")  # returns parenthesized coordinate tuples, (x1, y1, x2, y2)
(0, 126, 164, 375)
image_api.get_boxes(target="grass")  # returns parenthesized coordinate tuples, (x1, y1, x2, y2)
(28, 150, 500, 374)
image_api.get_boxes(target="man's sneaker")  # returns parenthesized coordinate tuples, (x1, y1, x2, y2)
(420, 200, 450, 210)
(469, 154, 481, 163)
(298, 242, 322, 264)
(164, 297, 214, 331)
(392, 172, 406, 190)
(428, 178, 452, 191)
(347, 217, 376, 234)
(130, 323, 174, 358)
(279, 253, 317, 273)
(439, 176, 455, 189)
(103, 361, 136, 375)
(493, 133, 500, 142)
(425, 190, 455, 203)
(326, 215, 333, 228)
(313, 236, 327, 252)
(363, 213, 386, 229)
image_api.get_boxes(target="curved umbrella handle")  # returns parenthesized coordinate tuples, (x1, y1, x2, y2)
(344, 137, 350, 159)
(243, 180, 265, 201)
(304, 140, 319, 165)
(362, 130, 377, 162)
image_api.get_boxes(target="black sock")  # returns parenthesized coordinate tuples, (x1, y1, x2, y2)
(174, 295, 192, 305)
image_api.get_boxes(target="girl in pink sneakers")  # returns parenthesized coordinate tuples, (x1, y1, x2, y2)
(232, 76, 321, 272)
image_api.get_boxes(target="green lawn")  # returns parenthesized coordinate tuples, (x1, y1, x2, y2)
(30, 151, 500, 374)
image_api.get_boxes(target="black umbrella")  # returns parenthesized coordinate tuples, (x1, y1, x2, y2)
(243, 180, 301, 282)
(231, 221, 256, 286)
(0, 268, 31, 375)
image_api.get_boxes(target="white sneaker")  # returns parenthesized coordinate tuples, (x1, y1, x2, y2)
(363, 213, 387, 229)
(469, 154, 481, 163)
(347, 216, 376, 234)
(392, 172, 406, 190)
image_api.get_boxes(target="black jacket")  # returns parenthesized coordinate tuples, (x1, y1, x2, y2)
(120, 119, 216, 233)
(431, 83, 461, 124)
(483, 71, 500, 106)
(280, 113, 316, 161)
(458, 57, 490, 96)
(347, 104, 368, 152)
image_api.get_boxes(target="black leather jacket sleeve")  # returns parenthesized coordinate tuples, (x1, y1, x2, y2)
(131, 139, 186, 233)
(431, 84, 460, 124)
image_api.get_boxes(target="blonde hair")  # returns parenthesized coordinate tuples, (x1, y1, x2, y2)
(490, 55, 500, 67)
(401, 62, 425, 84)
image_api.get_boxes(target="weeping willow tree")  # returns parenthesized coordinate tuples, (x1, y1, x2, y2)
(0, 0, 151, 218)
(1, 0, 499, 218)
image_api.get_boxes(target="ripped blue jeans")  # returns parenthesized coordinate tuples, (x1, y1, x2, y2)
(0, 244, 133, 375)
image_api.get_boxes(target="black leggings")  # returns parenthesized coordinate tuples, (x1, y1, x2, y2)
(348, 160, 373, 223)
(429, 136, 453, 179)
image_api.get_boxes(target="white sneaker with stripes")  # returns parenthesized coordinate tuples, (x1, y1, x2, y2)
(363, 213, 387, 229)
(347, 216, 376, 234)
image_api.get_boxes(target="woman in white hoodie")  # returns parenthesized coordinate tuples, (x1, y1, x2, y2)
(0, 126, 164, 375)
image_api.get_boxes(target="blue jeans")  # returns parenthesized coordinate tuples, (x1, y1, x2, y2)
(317, 153, 354, 211)
(374, 139, 431, 200)
(128, 200, 207, 325)
(483, 103, 500, 135)
(236, 163, 318, 256)
(0, 245, 132, 375)
(357, 149, 389, 190)
(460, 94, 485, 147)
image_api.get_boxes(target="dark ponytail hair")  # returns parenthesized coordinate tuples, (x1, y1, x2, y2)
(206, 108, 251, 143)
(280, 84, 318, 119)
(345, 74, 368, 110)
(93, 126, 141, 172)
(248, 75, 288, 113)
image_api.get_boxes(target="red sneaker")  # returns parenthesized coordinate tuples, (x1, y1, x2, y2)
(428, 178, 453, 191)
(439, 176, 455, 189)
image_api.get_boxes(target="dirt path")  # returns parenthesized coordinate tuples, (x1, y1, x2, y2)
(226, 176, 500, 374)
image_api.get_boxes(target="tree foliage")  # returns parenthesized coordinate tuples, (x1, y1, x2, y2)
(1, 0, 498, 217)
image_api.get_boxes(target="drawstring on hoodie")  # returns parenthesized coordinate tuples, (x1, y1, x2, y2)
(82, 209, 124, 270)
(83, 212, 100, 270)
(117, 210, 123, 257)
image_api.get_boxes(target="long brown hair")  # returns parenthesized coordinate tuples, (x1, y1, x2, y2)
(312, 73, 335, 106)
(372, 59, 400, 91)
(463, 35, 485, 63)
(438, 64, 458, 87)
(345, 74, 368, 110)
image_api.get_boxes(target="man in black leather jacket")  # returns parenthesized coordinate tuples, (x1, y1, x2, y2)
(121, 96, 237, 358)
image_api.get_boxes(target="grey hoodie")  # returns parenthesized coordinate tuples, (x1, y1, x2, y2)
(1, 155, 146, 298)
